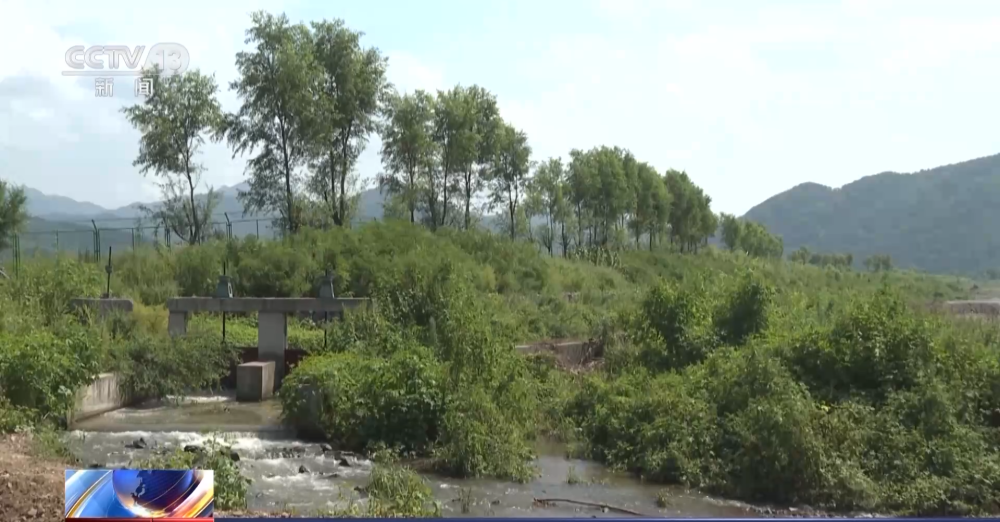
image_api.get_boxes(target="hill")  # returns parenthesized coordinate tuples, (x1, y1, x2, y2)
(743, 153, 1000, 275)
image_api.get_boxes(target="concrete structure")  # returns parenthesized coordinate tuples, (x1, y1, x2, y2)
(942, 299, 1000, 319)
(69, 298, 134, 319)
(66, 372, 133, 426)
(166, 297, 369, 384)
(236, 361, 276, 402)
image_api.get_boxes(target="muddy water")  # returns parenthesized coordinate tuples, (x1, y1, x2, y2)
(65, 395, 756, 518)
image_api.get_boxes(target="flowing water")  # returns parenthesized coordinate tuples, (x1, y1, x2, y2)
(65, 394, 757, 518)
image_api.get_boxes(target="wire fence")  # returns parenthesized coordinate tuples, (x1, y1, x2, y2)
(1, 217, 287, 277)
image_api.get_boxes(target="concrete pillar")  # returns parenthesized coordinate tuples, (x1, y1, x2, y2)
(168, 311, 188, 337)
(258, 312, 287, 385)
(237, 361, 275, 402)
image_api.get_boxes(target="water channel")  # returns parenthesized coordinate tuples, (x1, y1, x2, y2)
(64, 394, 758, 518)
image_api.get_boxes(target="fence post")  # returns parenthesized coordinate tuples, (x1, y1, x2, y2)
(131, 228, 136, 250)
(224, 212, 233, 241)
(13, 234, 20, 278)
(256, 219, 260, 239)
(91, 220, 100, 263)
(55, 231, 59, 251)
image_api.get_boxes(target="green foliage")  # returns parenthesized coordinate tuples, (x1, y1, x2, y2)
(0, 179, 28, 251)
(280, 347, 446, 450)
(365, 462, 442, 517)
(0, 323, 102, 422)
(1, 214, 995, 516)
(865, 254, 893, 272)
(132, 441, 251, 512)
(120, 68, 224, 245)
(108, 324, 240, 401)
(568, 279, 1000, 515)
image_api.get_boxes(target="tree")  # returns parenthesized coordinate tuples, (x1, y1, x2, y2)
(632, 162, 670, 250)
(121, 68, 224, 245)
(664, 170, 714, 252)
(864, 254, 893, 272)
(0, 180, 27, 252)
(719, 213, 744, 251)
(531, 158, 565, 256)
(309, 19, 389, 227)
(378, 90, 436, 224)
(460, 86, 500, 230)
(432, 87, 470, 229)
(488, 124, 532, 240)
(225, 11, 320, 235)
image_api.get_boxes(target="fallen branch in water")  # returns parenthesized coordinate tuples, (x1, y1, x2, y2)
(533, 497, 648, 517)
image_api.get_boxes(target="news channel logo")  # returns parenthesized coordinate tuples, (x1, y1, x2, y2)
(63, 43, 190, 77)
(64, 468, 214, 519)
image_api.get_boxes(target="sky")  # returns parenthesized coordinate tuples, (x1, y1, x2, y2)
(2, 0, 1000, 216)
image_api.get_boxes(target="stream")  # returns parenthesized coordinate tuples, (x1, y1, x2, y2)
(64, 394, 758, 518)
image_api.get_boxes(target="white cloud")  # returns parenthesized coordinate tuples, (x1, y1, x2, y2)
(385, 50, 446, 94)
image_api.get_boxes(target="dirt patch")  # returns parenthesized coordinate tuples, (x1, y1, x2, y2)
(0, 434, 68, 522)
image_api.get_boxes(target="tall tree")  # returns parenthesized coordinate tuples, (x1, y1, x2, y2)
(378, 90, 436, 224)
(489, 124, 532, 240)
(632, 162, 670, 250)
(225, 11, 320, 235)
(719, 212, 744, 251)
(0, 180, 27, 253)
(531, 158, 565, 256)
(122, 68, 224, 245)
(310, 19, 389, 227)
(460, 86, 500, 230)
(432, 87, 471, 228)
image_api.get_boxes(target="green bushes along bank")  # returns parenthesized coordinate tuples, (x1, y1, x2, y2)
(0, 221, 992, 515)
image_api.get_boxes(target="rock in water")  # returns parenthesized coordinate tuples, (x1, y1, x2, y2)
(228, 450, 240, 462)
(338, 458, 350, 467)
(320, 443, 333, 452)
(298, 465, 309, 474)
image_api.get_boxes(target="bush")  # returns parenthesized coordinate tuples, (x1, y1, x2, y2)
(132, 441, 251, 512)
(280, 347, 446, 451)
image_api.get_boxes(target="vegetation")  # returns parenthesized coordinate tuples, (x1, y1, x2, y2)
(3, 7, 1000, 519)
(744, 153, 1000, 274)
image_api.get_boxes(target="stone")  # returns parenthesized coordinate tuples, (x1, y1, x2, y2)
(183, 445, 202, 453)
(320, 443, 332, 452)
(236, 361, 275, 402)
(338, 457, 350, 467)
(298, 465, 309, 474)
(228, 450, 240, 462)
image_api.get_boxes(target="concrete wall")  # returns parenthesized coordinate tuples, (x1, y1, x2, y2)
(66, 373, 133, 426)
(942, 299, 1000, 319)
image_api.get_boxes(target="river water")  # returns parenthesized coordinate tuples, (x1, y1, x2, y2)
(64, 394, 757, 518)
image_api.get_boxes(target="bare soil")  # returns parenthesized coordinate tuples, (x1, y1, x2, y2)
(0, 434, 68, 522)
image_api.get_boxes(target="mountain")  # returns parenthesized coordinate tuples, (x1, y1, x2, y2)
(23, 188, 109, 218)
(6, 182, 390, 260)
(743, 153, 1000, 275)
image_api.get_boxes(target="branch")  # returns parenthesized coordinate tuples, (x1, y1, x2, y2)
(532, 497, 649, 517)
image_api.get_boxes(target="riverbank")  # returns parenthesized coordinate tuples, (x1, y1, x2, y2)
(0, 433, 71, 522)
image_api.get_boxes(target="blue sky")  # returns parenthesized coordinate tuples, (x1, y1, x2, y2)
(2, 0, 1000, 215)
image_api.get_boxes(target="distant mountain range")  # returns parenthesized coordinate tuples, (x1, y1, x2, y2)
(9, 182, 389, 259)
(743, 152, 1000, 275)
